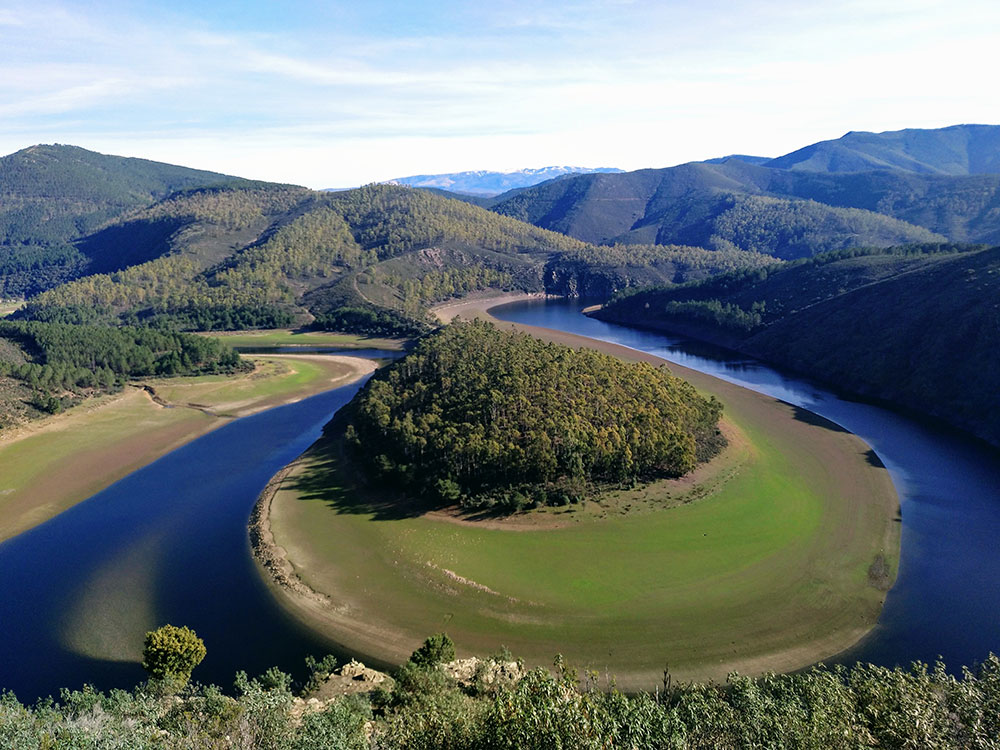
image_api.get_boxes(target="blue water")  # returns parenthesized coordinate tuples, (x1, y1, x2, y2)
(494, 298, 1000, 671)
(2, 304, 1000, 702)
(0, 352, 396, 702)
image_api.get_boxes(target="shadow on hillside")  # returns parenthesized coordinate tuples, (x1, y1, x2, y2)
(77, 217, 184, 273)
(286, 438, 429, 521)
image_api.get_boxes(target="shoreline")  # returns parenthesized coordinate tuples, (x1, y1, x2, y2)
(0, 354, 376, 544)
(252, 292, 900, 687)
(431, 291, 548, 323)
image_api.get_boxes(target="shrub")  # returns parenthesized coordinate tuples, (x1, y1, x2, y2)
(141, 624, 207, 687)
(409, 633, 456, 670)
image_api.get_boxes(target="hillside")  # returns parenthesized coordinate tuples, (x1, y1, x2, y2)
(595, 244, 1000, 446)
(543, 242, 775, 297)
(765, 124, 1000, 175)
(741, 168, 1000, 244)
(0, 144, 770, 333)
(0, 145, 242, 296)
(17, 182, 768, 334)
(488, 125, 1000, 252)
(492, 166, 944, 256)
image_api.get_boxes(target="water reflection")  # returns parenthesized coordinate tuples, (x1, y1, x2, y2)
(0, 373, 382, 701)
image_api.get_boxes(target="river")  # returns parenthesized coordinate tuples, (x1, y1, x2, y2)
(1, 304, 999, 701)
(493, 298, 1000, 672)
(0, 351, 397, 701)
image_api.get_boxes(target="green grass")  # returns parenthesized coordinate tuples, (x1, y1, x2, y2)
(147, 357, 350, 412)
(269, 385, 899, 686)
(0, 299, 24, 317)
(0, 355, 361, 542)
(202, 329, 408, 350)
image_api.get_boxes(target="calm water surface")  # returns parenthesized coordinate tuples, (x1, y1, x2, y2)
(494, 298, 1000, 671)
(2, 305, 999, 701)
(0, 351, 396, 701)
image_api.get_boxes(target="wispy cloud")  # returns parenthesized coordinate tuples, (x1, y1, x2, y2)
(0, 0, 998, 186)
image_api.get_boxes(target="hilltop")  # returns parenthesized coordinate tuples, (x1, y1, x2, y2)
(0, 144, 247, 296)
(491, 168, 943, 257)
(486, 125, 1000, 254)
(764, 124, 1000, 175)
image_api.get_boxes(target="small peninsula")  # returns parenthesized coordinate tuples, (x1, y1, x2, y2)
(344, 319, 725, 512)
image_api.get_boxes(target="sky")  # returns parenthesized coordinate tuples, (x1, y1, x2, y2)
(1, 0, 998, 188)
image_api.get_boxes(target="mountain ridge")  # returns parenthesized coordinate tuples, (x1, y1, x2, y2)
(374, 166, 624, 196)
(764, 124, 1000, 175)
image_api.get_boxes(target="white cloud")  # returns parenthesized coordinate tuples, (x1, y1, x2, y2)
(0, 0, 997, 186)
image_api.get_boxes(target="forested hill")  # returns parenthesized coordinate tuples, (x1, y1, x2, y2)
(765, 124, 1000, 175)
(0, 145, 234, 237)
(0, 144, 259, 296)
(14, 182, 771, 334)
(487, 125, 1000, 254)
(595, 244, 1000, 447)
(489, 163, 946, 255)
(345, 320, 724, 511)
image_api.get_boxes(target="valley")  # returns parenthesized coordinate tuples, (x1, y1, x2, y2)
(1, 124, 999, 745)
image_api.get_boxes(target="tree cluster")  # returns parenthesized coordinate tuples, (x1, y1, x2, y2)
(0, 320, 246, 419)
(545, 243, 775, 298)
(707, 193, 942, 259)
(346, 320, 723, 509)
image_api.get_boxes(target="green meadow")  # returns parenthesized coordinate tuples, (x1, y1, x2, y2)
(267, 366, 899, 687)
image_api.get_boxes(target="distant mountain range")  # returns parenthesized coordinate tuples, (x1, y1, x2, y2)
(2, 125, 1000, 444)
(484, 125, 1000, 255)
(378, 166, 624, 196)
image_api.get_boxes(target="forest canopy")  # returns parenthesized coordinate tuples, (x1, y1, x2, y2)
(0, 320, 246, 423)
(345, 320, 724, 509)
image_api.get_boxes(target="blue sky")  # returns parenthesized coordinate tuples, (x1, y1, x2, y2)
(1, 0, 998, 187)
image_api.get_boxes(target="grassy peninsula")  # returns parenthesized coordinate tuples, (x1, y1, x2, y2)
(258, 311, 898, 686)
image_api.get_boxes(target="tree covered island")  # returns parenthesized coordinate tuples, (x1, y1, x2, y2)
(344, 320, 725, 511)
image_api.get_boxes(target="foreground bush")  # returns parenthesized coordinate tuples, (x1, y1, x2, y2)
(3, 649, 1000, 748)
(141, 624, 207, 688)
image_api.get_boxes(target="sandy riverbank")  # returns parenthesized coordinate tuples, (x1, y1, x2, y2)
(254, 293, 900, 687)
(0, 354, 376, 543)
